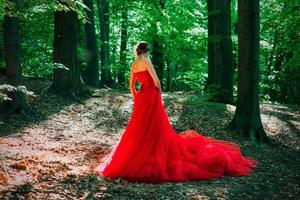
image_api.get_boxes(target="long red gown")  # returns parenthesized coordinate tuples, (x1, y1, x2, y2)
(95, 70, 257, 183)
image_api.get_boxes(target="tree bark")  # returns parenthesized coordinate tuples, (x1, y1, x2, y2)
(117, 1, 128, 88)
(52, 9, 86, 96)
(2, 0, 27, 113)
(207, 0, 219, 87)
(84, 0, 100, 87)
(96, 0, 113, 86)
(227, 0, 268, 142)
(152, 0, 165, 86)
(207, 0, 233, 104)
(152, 33, 164, 83)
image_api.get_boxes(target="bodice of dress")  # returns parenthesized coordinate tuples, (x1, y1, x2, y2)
(134, 70, 155, 87)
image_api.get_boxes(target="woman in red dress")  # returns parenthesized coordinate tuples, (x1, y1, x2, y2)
(95, 41, 257, 183)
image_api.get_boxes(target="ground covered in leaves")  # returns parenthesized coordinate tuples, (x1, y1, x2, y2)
(0, 79, 299, 199)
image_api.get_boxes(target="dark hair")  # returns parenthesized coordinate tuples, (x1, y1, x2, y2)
(135, 41, 149, 55)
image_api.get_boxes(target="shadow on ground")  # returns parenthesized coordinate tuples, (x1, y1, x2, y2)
(0, 87, 299, 199)
(0, 78, 87, 136)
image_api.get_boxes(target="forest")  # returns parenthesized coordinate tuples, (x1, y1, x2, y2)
(0, 0, 299, 199)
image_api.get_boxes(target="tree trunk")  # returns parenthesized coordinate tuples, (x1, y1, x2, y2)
(207, 0, 220, 87)
(219, 0, 233, 104)
(52, 9, 86, 96)
(227, 0, 268, 142)
(96, 0, 113, 86)
(84, 0, 100, 87)
(117, 1, 128, 88)
(152, 0, 165, 86)
(3, 0, 27, 113)
(152, 33, 164, 83)
(207, 0, 233, 104)
(166, 59, 170, 91)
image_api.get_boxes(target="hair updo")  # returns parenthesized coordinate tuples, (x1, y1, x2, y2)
(134, 41, 149, 56)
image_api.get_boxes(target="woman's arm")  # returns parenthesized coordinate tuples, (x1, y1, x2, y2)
(129, 66, 137, 98)
(144, 58, 161, 91)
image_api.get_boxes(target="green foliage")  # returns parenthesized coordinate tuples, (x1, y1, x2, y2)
(278, 60, 300, 104)
(175, 68, 207, 92)
(0, 0, 298, 104)
(259, 0, 300, 104)
(54, 0, 89, 23)
(3, 0, 19, 17)
(18, 2, 53, 78)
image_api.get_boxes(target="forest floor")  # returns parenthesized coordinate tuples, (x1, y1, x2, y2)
(0, 79, 299, 200)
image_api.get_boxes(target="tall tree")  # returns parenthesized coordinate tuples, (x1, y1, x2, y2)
(206, 0, 233, 104)
(227, 0, 268, 142)
(52, 4, 86, 96)
(96, 0, 113, 86)
(152, 33, 164, 83)
(117, 0, 128, 88)
(152, 0, 165, 84)
(84, 0, 100, 87)
(3, 0, 27, 113)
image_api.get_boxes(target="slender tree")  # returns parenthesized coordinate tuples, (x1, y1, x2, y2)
(52, 4, 86, 96)
(152, 33, 164, 82)
(96, 0, 113, 86)
(227, 0, 268, 142)
(3, 0, 27, 113)
(84, 0, 100, 87)
(117, 0, 128, 88)
(166, 58, 171, 91)
(152, 0, 165, 84)
(207, 0, 233, 104)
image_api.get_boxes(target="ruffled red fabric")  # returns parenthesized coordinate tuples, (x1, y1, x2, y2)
(95, 70, 257, 183)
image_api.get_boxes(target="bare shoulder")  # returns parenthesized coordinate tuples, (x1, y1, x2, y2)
(131, 60, 138, 71)
(131, 59, 148, 72)
(143, 58, 154, 70)
(144, 57, 152, 65)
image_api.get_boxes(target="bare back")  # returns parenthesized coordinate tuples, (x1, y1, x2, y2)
(130, 57, 161, 91)
(131, 59, 148, 73)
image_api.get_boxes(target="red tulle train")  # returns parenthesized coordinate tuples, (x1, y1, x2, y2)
(95, 70, 257, 183)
